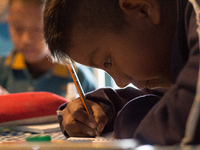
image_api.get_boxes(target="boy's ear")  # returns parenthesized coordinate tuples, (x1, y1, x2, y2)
(119, 0, 161, 25)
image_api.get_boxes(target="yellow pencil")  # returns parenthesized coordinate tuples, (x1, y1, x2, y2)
(66, 59, 93, 116)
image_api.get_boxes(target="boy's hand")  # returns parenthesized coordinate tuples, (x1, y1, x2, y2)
(0, 86, 9, 95)
(61, 98, 108, 137)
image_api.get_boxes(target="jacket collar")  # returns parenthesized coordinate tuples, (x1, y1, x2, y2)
(5, 51, 26, 70)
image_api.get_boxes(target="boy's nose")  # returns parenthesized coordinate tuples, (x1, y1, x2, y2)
(111, 74, 129, 88)
(115, 79, 128, 88)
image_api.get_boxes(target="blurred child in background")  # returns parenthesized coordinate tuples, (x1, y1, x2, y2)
(0, 0, 97, 97)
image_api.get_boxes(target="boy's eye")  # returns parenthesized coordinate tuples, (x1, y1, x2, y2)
(104, 57, 111, 68)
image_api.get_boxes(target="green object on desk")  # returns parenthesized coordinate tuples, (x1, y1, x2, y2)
(26, 135, 51, 142)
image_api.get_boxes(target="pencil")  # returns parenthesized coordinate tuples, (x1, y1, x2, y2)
(66, 59, 93, 116)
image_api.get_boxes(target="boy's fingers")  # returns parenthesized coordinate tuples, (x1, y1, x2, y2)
(88, 100, 108, 133)
(63, 98, 107, 136)
(63, 118, 97, 137)
(67, 99, 97, 129)
(62, 107, 96, 137)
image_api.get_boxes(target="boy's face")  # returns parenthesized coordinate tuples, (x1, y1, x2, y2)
(67, 23, 172, 89)
(7, 1, 48, 63)
(62, 0, 176, 89)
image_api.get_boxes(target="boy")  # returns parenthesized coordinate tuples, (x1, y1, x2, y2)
(0, 0, 97, 97)
(43, 0, 200, 145)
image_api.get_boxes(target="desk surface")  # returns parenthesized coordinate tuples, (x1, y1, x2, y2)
(0, 140, 140, 150)
(0, 128, 66, 142)
(0, 128, 199, 150)
(0, 128, 140, 149)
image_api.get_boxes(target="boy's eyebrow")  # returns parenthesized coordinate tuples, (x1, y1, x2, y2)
(89, 47, 100, 67)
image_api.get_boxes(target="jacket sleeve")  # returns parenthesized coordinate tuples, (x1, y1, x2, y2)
(85, 87, 149, 133)
(57, 86, 150, 136)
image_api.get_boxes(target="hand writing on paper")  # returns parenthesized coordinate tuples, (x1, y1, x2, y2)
(0, 86, 9, 95)
(62, 98, 108, 137)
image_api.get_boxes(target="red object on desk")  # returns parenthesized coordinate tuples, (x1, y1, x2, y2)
(0, 92, 69, 126)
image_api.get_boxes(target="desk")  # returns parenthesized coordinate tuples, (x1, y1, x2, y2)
(0, 129, 140, 149)
(0, 129, 199, 150)
(0, 129, 66, 142)
(0, 142, 184, 150)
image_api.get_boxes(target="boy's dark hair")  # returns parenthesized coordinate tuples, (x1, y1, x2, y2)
(43, 0, 126, 63)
